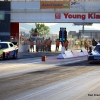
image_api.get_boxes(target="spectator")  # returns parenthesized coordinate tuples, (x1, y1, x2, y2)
(64, 40, 69, 50)
(79, 40, 83, 48)
(55, 39, 60, 52)
(36, 39, 40, 52)
(47, 38, 52, 52)
(84, 41, 88, 51)
(30, 40, 34, 52)
(75, 40, 78, 49)
(41, 37, 45, 52)
(92, 38, 97, 46)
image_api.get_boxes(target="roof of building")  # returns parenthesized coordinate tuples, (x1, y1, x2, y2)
(79, 30, 100, 32)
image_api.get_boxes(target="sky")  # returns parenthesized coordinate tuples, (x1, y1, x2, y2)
(19, 23, 100, 34)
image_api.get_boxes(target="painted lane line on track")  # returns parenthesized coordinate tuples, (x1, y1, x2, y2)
(0, 59, 41, 66)
(0, 61, 41, 68)
(0, 58, 41, 64)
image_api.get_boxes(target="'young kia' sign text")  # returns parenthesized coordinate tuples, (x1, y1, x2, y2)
(63, 13, 100, 20)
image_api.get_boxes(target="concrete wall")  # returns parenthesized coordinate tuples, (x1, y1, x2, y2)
(11, 2, 40, 9)
(18, 44, 62, 52)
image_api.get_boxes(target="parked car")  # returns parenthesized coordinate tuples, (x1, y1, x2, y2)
(0, 42, 18, 60)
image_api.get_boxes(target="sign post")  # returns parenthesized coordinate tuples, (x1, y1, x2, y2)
(61, 28, 65, 54)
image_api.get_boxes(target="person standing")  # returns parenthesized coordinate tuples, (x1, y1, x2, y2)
(55, 39, 60, 52)
(64, 40, 69, 50)
(92, 38, 97, 46)
(79, 40, 83, 49)
(84, 41, 88, 51)
(75, 40, 78, 49)
(36, 39, 40, 52)
(30, 40, 34, 52)
(41, 37, 45, 52)
(47, 38, 52, 52)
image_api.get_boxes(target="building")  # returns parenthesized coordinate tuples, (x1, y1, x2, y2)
(68, 31, 80, 39)
(68, 30, 100, 41)
(79, 30, 100, 40)
(0, 1, 10, 41)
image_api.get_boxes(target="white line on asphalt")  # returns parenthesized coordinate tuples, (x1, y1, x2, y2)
(0, 61, 41, 68)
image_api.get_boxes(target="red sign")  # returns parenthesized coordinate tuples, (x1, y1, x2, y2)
(64, 13, 86, 20)
(55, 13, 61, 19)
(63, 13, 100, 20)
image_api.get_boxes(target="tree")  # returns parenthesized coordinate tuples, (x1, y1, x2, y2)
(29, 23, 50, 36)
(29, 28, 35, 35)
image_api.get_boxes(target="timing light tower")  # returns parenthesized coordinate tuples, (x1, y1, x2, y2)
(57, 27, 67, 59)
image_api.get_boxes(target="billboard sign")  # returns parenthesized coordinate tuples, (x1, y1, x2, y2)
(70, 1, 85, 9)
(40, 1, 70, 9)
(70, 1, 100, 10)
(63, 13, 100, 20)
(11, 12, 100, 23)
(55, 13, 100, 20)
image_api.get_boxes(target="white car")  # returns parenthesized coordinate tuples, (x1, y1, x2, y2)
(0, 42, 18, 60)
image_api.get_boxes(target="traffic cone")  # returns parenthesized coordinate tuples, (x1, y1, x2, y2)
(42, 56, 46, 61)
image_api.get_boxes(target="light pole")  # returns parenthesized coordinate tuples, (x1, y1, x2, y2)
(82, 23, 84, 39)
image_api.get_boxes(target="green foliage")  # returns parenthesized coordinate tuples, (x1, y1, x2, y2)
(29, 28, 35, 35)
(29, 23, 50, 36)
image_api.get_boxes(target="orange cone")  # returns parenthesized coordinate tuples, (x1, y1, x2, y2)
(42, 56, 46, 61)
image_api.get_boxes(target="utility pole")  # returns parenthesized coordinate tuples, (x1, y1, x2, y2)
(82, 23, 84, 39)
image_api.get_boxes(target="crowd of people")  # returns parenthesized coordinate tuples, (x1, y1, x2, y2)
(29, 37, 69, 52)
(29, 37, 99, 53)
(29, 37, 52, 52)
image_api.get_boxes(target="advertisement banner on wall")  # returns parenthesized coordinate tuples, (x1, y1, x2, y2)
(70, 1, 100, 10)
(11, 12, 100, 23)
(55, 13, 100, 22)
(40, 1, 70, 9)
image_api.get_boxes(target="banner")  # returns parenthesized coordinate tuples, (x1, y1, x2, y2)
(55, 13, 100, 22)
(40, 1, 70, 9)
(70, 1, 100, 10)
